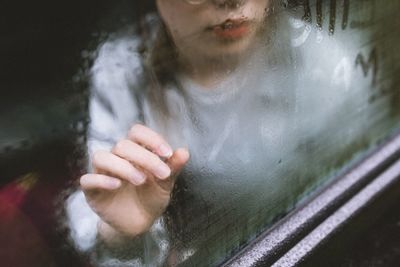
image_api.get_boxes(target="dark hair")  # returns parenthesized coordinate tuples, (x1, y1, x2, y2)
(131, 3, 181, 117)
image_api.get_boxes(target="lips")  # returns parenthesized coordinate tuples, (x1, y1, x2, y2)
(210, 19, 250, 40)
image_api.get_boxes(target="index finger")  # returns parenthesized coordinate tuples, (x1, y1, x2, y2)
(128, 124, 173, 158)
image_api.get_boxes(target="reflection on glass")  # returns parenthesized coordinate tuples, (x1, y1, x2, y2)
(3, 0, 395, 266)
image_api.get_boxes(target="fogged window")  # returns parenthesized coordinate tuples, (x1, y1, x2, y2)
(1, 0, 400, 266)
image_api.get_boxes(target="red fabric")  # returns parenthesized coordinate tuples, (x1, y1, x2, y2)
(0, 173, 92, 267)
(0, 177, 55, 267)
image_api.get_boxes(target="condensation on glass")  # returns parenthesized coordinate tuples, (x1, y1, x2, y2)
(1, 0, 400, 266)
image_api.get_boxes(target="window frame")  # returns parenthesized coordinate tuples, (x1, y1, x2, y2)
(223, 130, 400, 266)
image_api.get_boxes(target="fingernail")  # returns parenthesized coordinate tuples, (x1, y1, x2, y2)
(155, 164, 171, 179)
(158, 144, 173, 158)
(131, 171, 146, 185)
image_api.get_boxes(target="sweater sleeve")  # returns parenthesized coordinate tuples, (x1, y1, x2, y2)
(65, 36, 169, 266)
(87, 36, 145, 164)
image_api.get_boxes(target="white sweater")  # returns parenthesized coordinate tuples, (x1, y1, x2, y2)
(66, 13, 378, 267)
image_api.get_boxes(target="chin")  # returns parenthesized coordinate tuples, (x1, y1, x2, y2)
(206, 36, 256, 59)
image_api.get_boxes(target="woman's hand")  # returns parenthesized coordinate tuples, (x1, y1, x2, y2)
(80, 124, 189, 242)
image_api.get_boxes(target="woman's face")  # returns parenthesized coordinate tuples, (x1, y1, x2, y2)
(156, 0, 270, 63)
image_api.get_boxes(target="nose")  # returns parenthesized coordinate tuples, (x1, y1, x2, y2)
(211, 0, 245, 9)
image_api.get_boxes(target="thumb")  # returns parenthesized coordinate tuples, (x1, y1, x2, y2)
(167, 148, 190, 177)
(155, 148, 189, 192)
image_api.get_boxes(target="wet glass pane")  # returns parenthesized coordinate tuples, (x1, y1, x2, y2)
(1, 0, 400, 266)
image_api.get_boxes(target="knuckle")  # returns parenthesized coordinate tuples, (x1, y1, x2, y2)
(99, 178, 110, 188)
(92, 151, 105, 166)
(112, 158, 133, 179)
(79, 174, 91, 187)
(129, 124, 144, 138)
(118, 160, 132, 174)
(144, 150, 161, 165)
(152, 137, 165, 148)
(113, 139, 130, 154)
(149, 132, 164, 145)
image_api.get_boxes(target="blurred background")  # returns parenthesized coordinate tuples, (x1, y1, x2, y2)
(0, 1, 143, 266)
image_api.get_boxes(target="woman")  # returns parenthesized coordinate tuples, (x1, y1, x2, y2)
(67, 0, 359, 265)
(83, 0, 273, 238)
